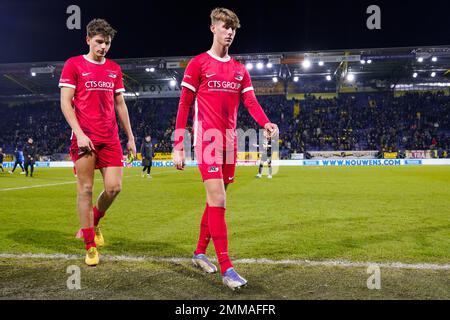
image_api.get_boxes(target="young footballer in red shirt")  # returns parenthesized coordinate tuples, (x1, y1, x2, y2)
(174, 8, 278, 290)
(60, 19, 136, 266)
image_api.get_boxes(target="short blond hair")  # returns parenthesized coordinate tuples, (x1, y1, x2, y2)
(210, 7, 241, 29)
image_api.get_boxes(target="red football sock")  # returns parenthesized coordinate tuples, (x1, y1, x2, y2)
(93, 206, 105, 227)
(82, 228, 96, 250)
(194, 203, 211, 255)
(208, 206, 233, 274)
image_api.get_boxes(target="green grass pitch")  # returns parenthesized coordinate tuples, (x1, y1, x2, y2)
(0, 165, 449, 299)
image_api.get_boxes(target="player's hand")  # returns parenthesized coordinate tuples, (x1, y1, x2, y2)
(77, 133, 95, 153)
(127, 139, 137, 158)
(173, 149, 185, 170)
(264, 123, 279, 138)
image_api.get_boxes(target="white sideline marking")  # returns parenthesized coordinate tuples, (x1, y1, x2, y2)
(0, 171, 178, 192)
(0, 253, 448, 270)
(0, 181, 77, 191)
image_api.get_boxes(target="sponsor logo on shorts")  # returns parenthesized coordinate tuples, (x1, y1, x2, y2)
(208, 166, 219, 173)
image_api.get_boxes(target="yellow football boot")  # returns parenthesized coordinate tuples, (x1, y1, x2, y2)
(94, 226, 105, 247)
(85, 247, 99, 266)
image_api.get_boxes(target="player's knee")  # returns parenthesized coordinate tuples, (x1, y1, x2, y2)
(209, 192, 226, 207)
(78, 183, 93, 196)
(105, 184, 122, 197)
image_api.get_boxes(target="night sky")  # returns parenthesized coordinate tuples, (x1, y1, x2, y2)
(1, 0, 450, 63)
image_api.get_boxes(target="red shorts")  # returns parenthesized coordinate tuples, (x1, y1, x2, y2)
(195, 144, 237, 184)
(70, 139, 123, 169)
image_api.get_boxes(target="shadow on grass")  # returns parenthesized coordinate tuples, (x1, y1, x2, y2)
(7, 229, 182, 256)
(140, 261, 275, 299)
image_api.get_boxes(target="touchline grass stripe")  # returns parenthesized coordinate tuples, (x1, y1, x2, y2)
(0, 253, 448, 270)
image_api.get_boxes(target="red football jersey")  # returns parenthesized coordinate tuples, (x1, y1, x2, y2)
(180, 51, 268, 149)
(59, 55, 125, 143)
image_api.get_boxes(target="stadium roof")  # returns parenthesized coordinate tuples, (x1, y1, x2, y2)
(1, 45, 449, 102)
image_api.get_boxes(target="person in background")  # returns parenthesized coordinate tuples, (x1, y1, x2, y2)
(140, 134, 154, 178)
(9, 147, 25, 174)
(23, 138, 37, 177)
(256, 131, 273, 179)
(0, 147, 5, 173)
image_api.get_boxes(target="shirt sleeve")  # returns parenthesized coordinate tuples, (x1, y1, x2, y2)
(241, 68, 254, 94)
(181, 57, 201, 93)
(242, 90, 271, 128)
(58, 59, 77, 89)
(173, 87, 196, 151)
(114, 66, 126, 94)
(241, 68, 270, 127)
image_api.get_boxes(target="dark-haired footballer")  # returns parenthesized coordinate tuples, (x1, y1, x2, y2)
(60, 19, 136, 266)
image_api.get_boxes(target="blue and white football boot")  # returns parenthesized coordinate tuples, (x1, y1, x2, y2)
(192, 254, 218, 274)
(222, 268, 248, 290)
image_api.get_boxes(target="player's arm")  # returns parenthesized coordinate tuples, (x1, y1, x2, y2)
(59, 59, 95, 152)
(173, 87, 195, 170)
(60, 87, 95, 152)
(31, 146, 37, 160)
(140, 142, 145, 159)
(114, 93, 136, 157)
(241, 69, 279, 137)
(173, 57, 201, 170)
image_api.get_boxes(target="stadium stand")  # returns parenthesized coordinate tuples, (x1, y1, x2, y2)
(0, 91, 449, 159)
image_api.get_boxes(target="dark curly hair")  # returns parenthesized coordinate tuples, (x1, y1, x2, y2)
(86, 18, 117, 39)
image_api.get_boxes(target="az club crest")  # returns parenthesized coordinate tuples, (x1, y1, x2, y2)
(208, 166, 219, 173)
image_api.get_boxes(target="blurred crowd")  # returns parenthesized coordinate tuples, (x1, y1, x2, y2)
(0, 91, 449, 159)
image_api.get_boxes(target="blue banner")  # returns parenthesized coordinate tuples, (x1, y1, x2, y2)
(404, 160, 423, 165)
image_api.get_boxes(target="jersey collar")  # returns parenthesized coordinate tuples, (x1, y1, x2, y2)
(83, 55, 106, 65)
(207, 50, 231, 62)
